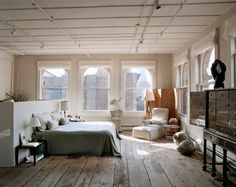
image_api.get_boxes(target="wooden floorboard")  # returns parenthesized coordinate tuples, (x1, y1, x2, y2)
(24, 156, 66, 187)
(113, 158, 129, 187)
(0, 131, 227, 187)
(55, 157, 87, 187)
(74, 157, 98, 187)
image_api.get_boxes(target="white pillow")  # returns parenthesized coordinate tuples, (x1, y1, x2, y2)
(47, 119, 59, 130)
(151, 119, 167, 125)
(60, 117, 69, 125)
(36, 112, 53, 131)
(51, 111, 63, 123)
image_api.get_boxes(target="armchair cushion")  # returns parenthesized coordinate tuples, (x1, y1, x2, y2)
(151, 108, 169, 125)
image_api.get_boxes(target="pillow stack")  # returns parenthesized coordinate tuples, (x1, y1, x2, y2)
(51, 111, 69, 126)
(36, 112, 53, 131)
(35, 111, 69, 131)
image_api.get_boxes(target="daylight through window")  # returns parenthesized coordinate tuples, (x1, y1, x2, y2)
(177, 63, 189, 115)
(42, 68, 68, 100)
(125, 68, 151, 112)
(83, 68, 109, 111)
(198, 47, 215, 90)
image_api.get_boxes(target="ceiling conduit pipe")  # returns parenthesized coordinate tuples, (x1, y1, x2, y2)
(135, 0, 156, 53)
(155, 0, 188, 43)
(0, 16, 44, 53)
(130, 0, 147, 52)
(30, 0, 91, 57)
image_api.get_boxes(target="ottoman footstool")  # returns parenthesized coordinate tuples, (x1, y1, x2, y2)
(132, 125, 166, 140)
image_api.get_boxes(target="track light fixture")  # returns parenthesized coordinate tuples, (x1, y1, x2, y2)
(40, 42, 45, 49)
(10, 27, 17, 35)
(139, 38, 144, 44)
(154, 0, 161, 10)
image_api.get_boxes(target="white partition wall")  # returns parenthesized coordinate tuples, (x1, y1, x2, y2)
(0, 100, 59, 167)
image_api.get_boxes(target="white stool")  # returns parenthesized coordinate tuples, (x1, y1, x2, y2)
(132, 124, 166, 140)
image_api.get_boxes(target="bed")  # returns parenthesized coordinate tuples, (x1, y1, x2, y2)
(35, 121, 121, 157)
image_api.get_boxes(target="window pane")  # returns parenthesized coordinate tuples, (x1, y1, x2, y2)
(125, 68, 151, 111)
(177, 65, 182, 87)
(181, 88, 188, 115)
(182, 63, 189, 86)
(177, 88, 188, 115)
(83, 68, 109, 110)
(42, 69, 68, 100)
(201, 47, 215, 84)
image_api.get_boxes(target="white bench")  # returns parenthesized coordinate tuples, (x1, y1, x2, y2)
(132, 107, 169, 140)
(132, 124, 166, 140)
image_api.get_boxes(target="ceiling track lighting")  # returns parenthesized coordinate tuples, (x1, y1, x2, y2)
(154, 0, 161, 10)
(30, 0, 91, 57)
(10, 27, 17, 35)
(30, 0, 54, 22)
(0, 16, 45, 50)
(40, 42, 45, 49)
(139, 38, 144, 44)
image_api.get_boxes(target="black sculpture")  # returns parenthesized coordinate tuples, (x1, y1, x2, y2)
(210, 59, 226, 89)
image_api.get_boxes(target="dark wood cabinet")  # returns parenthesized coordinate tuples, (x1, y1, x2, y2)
(203, 89, 236, 186)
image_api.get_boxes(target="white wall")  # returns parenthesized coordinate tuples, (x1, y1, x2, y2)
(0, 101, 59, 167)
(0, 51, 14, 100)
(14, 54, 173, 128)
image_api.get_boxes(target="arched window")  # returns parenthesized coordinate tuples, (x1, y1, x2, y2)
(177, 62, 189, 115)
(42, 68, 68, 100)
(125, 68, 151, 111)
(182, 63, 189, 86)
(83, 68, 109, 110)
(198, 47, 215, 90)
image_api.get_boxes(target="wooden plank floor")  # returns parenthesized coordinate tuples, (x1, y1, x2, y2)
(0, 131, 225, 187)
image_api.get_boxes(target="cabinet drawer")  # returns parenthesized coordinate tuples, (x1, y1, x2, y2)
(208, 108, 215, 115)
(209, 115, 216, 122)
(230, 119, 236, 127)
(209, 91, 216, 99)
(230, 102, 236, 110)
(216, 112, 229, 125)
(230, 112, 236, 120)
(216, 91, 229, 99)
(216, 100, 229, 111)
(204, 131, 236, 153)
(209, 123, 236, 138)
(230, 90, 236, 101)
(208, 121, 215, 128)
(209, 99, 216, 108)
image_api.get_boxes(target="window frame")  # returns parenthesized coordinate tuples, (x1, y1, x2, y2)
(82, 67, 110, 112)
(196, 46, 216, 91)
(78, 61, 113, 114)
(37, 61, 71, 101)
(41, 68, 69, 100)
(231, 37, 236, 87)
(121, 61, 155, 117)
(177, 61, 189, 116)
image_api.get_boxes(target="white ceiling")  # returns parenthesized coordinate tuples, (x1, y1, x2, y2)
(0, 0, 235, 56)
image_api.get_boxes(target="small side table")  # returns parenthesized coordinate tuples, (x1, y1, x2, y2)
(15, 140, 48, 166)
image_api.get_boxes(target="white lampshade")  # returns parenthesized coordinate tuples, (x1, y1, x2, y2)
(144, 88, 155, 101)
(61, 101, 69, 111)
(29, 116, 41, 128)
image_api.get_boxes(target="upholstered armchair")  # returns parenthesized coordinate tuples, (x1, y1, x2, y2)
(144, 107, 169, 125)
